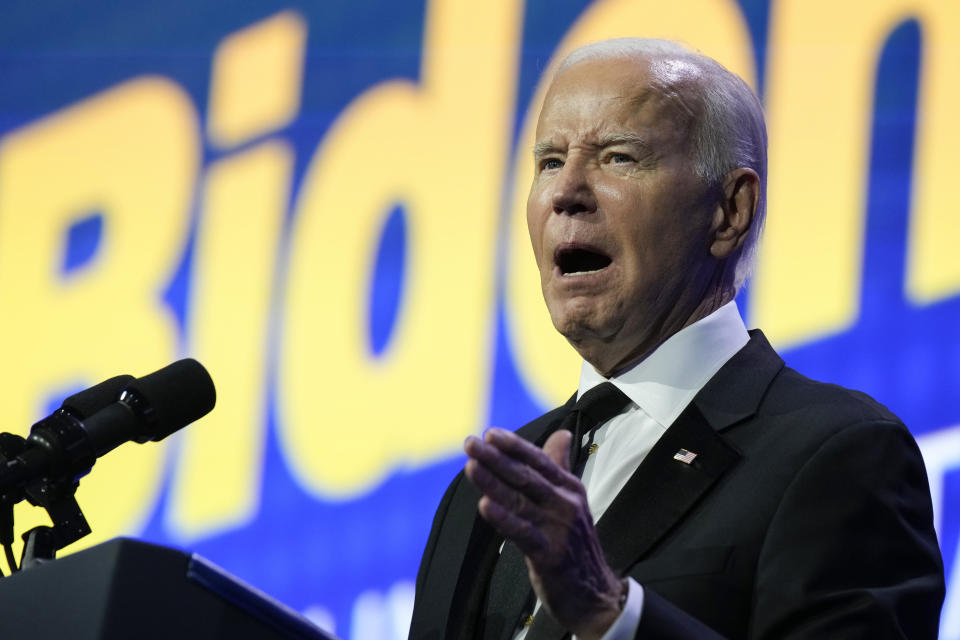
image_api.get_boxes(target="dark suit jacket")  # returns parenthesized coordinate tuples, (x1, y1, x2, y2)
(408, 332, 944, 639)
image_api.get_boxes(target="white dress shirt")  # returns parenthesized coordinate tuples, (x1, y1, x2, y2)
(513, 301, 749, 640)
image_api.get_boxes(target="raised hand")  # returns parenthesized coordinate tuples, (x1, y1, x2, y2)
(464, 427, 625, 639)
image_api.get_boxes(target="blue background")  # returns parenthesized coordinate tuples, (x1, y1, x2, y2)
(2, 1, 958, 638)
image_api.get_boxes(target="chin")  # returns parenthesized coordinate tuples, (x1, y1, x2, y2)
(550, 306, 615, 348)
(549, 304, 591, 340)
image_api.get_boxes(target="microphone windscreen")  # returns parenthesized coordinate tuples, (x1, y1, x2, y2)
(127, 358, 216, 440)
(62, 375, 135, 419)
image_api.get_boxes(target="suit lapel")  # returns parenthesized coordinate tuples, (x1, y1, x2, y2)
(515, 394, 577, 446)
(596, 330, 783, 571)
(525, 405, 741, 640)
(595, 401, 740, 572)
(421, 402, 574, 638)
(693, 329, 784, 430)
(525, 332, 784, 639)
(411, 474, 490, 639)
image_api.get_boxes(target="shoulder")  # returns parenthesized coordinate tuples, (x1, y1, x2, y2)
(707, 332, 921, 487)
(762, 368, 927, 498)
(764, 365, 901, 427)
(747, 365, 907, 457)
(746, 372, 944, 639)
(707, 329, 907, 446)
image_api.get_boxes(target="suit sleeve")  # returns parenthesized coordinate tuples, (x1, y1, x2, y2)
(747, 419, 944, 639)
(631, 419, 943, 639)
(636, 589, 727, 639)
(414, 472, 464, 602)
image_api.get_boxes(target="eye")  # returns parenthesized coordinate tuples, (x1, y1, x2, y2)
(607, 152, 634, 164)
(541, 157, 564, 171)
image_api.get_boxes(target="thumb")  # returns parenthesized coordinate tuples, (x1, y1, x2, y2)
(543, 429, 572, 472)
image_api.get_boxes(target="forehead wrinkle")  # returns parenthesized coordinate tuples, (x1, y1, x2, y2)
(646, 57, 705, 124)
(625, 82, 700, 157)
(627, 88, 656, 110)
(535, 96, 652, 155)
(595, 131, 650, 150)
(532, 131, 650, 158)
(536, 57, 700, 156)
(605, 75, 698, 147)
(650, 82, 698, 123)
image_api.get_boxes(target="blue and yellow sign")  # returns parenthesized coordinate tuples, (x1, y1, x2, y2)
(1, 1, 959, 637)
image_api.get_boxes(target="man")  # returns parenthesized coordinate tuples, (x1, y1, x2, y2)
(408, 38, 944, 639)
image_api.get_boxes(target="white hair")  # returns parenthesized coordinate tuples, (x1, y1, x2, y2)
(558, 38, 767, 292)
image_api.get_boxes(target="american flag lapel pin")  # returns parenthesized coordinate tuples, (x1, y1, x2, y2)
(673, 448, 698, 464)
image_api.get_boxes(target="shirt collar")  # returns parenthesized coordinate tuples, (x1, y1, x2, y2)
(577, 301, 750, 428)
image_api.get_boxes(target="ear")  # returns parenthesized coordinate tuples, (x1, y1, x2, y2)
(710, 168, 759, 259)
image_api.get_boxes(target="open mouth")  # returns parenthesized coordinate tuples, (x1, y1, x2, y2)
(555, 246, 613, 275)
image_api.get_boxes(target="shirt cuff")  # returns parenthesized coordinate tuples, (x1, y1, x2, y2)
(596, 578, 644, 640)
(570, 578, 644, 640)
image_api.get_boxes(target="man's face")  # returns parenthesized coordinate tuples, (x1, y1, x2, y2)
(527, 56, 719, 374)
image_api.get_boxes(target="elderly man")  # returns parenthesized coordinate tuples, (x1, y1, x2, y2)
(407, 39, 944, 639)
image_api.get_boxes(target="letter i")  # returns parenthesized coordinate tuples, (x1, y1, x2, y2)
(167, 11, 306, 540)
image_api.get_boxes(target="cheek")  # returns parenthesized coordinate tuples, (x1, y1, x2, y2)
(525, 209, 538, 248)
(526, 191, 549, 264)
(593, 180, 632, 206)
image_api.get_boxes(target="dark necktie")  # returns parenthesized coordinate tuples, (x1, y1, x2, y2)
(482, 382, 632, 640)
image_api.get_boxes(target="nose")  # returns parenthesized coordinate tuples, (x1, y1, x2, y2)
(550, 160, 597, 216)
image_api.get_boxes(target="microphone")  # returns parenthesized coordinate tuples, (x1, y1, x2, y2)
(0, 359, 215, 491)
(61, 375, 135, 421)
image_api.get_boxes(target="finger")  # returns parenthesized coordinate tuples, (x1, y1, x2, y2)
(465, 458, 541, 520)
(543, 430, 572, 473)
(478, 495, 547, 555)
(465, 436, 556, 503)
(485, 428, 579, 489)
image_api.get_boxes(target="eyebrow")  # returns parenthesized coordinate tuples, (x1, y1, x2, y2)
(598, 133, 649, 149)
(532, 140, 562, 157)
(532, 132, 649, 157)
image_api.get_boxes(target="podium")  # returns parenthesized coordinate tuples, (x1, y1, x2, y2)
(0, 537, 338, 639)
